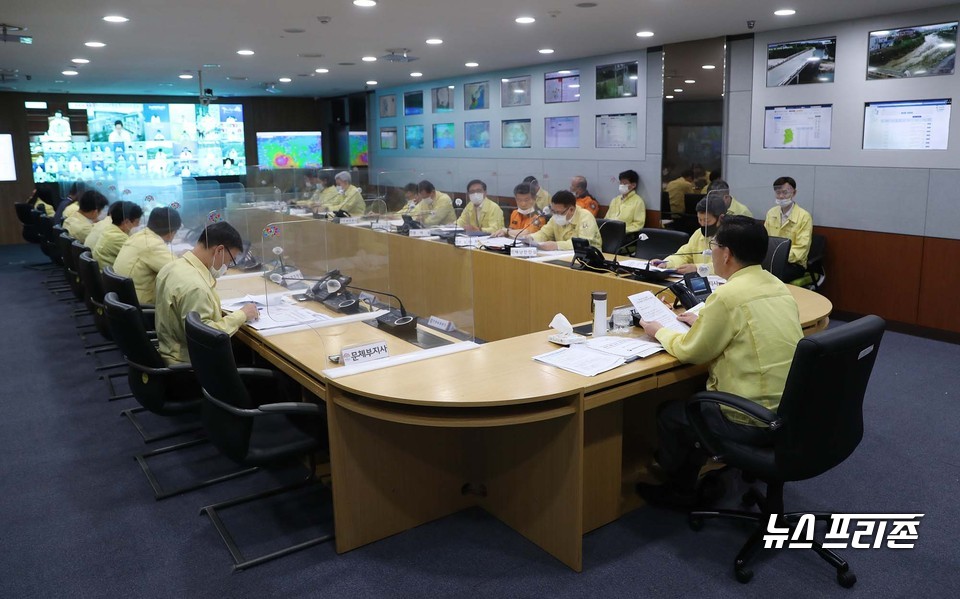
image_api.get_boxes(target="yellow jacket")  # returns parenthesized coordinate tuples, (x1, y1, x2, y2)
(35, 199, 55, 218)
(605, 190, 646, 233)
(664, 229, 713, 273)
(62, 202, 81, 221)
(83, 218, 113, 252)
(92, 223, 129, 269)
(325, 185, 366, 215)
(307, 185, 340, 208)
(531, 206, 602, 250)
(665, 177, 695, 214)
(534, 187, 551, 211)
(726, 197, 754, 218)
(412, 192, 456, 226)
(63, 212, 95, 244)
(764, 204, 813, 267)
(655, 264, 803, 425)
(456, 198, 504, 233)
(113, 228, 175, 305)
(155, 251, 247, 365)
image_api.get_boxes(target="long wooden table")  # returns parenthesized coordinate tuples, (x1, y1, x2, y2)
(216, 209, 832, 571)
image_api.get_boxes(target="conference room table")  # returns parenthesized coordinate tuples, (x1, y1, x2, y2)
(215, 208, 832, 572)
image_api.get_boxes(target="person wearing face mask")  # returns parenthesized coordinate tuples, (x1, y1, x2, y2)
(763, 176, 812, 282)
(706, 179, 753, 218)
(606, 169, 646, 233)
(525, 190, 602, 251)
(63, 190, 109, 244)
(84, 201, 120, 254)
(114, 206, 182, 305)
(412, 180, 456, 226)
(636, 216, 803, 507)
(456, 179, 504, 233)
(651, 196, 727, 274)
(570, 175, 599, 216)
(522, 176, 551, 212)
(92, 201, 143, 269)
(398, 183, 420, 216)
(322, 171, 366, 216)
(154, 221, 258, 365)
(491, 183, 544, 238)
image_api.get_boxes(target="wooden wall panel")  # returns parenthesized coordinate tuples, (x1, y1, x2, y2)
(917, 237, 960, 333)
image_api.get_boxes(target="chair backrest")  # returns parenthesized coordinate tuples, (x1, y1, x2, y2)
(807, 234, 826, 268)
(762, 236, 791, 282)
(101, 266, 143, 311)
(684, 193, 704, 214)
(596, 218, 626, 254)
(774, 315, 886, 481)
(633, 227, 689, 259)
(184, 312, 255, 462)
(500, 205, 514, 226)
(660, 190, 671, 214)
(15, 203, 42, 244)
(78, 251, 112, 339)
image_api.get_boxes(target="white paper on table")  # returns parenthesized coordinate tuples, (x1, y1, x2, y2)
(246, 305, 331, 330)
(527, 251, 575, 263)
(618, 258, 673, 272)
(257, 309, 389, 337)
(218, 271, 265, 281)
(533, 345, 625, 376)
(584, 335, 664, 359)
(479, 236, 515, 248)
(221, 291, 295, 310)
(628, 291, 689, 333)
(707, 275, 726, 288)
(684, 302, 706, 316)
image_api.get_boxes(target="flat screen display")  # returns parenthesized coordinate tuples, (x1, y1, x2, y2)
(405, 125, 424, 150)
(501, 119, 531, 149)
(596, 62, 639, 99)
(0, 134, 15, 181)
(863, 98, 951, 150)
(348, 131, 368, 166)
(763, 105, 833, 149)
(380, 127, 398, 150)
(868, 22, 957, 79)
(256, 131, 322, 169)
(544, 70, 580, 103)
(766, 37, 836, 86)
(464, 121, 490, 148)
(595, 113, 637, 148)
(432, 123, 455, 149)
(544, 116, 579, 148)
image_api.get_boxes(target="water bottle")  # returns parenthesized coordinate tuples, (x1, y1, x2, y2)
(592, 291, 607, 337)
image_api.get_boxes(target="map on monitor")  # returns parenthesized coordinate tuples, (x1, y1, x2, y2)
(256, 131, 323, 169)
(763, 105, 833, 149)
(863, 98, 951, 150)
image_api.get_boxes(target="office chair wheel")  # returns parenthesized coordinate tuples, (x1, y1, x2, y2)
(688, 515, 704, 531)
(734, 566, 753, 584)
(837, 569, 857, 588)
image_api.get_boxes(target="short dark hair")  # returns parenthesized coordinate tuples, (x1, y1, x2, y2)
(773, 176, 797, 190)
(696, 197, 727, 218)
(417, 180, 436, 194)
(78, 190, 108, 213)
(709, 170, 721, 182)
(147, 207, 182, 237)
(68, 183, 80, 197)
(403, 182, 418, 194)
(715, 215, 768, 266)
(514, 182, 532, 196)
(550, 190, 576, 208)
(680, 169, 695, 179)
(522, 175, 539, 186)
(198, 221, 243, 252)
(34, 185, 58, 206)
(467, 179, 487, 192)
(114, 120, 123, 127)
(618, 170, 639, 185)
(707, 179, 730, 194)
(110, 201, 143, 226)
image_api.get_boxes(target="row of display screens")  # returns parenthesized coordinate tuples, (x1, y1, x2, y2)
(379, 114, 638, 151)
(763, 98, 953, 150)
(255, 131, 368, 169)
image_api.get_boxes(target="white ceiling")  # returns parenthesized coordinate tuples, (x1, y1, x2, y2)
(0, 0, 954, 98)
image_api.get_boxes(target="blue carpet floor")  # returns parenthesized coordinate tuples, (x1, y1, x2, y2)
(1, 243, 957, 597)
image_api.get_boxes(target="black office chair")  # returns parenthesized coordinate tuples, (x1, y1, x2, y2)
(660, 190, 672, 215)
(633, 227, 689, 260)
(102, 266, 156, 332)
(77, 251, 130, 400)
(762, 236, 792, 282)
(500, 205, 514, 226)
(686, 315, 886, 587)
(596, 218, 627, 254)
(184, 311, 333, 570)
(15, 202, 43, 245)
(802, 234, 827, 290)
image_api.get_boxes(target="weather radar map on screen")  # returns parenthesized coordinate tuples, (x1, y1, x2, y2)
(349, 132, 369, 166)
(256, 131, 323, 169)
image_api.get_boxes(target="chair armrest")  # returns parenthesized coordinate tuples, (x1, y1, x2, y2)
(237, 367, 280, 381)
(687, 391, 780, 427)
(257, 402, 323, 416)
(127, 359, 194, 376)
(141, 303, 155, 310)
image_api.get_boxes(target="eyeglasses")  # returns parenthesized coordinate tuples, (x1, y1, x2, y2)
(225, 247, 237, 267)
(708, 239, 723, 249)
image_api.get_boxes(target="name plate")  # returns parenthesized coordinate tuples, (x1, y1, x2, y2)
(341, 340, 390, 365)
(427, 315, 457, 332)
(284, 269, 304, 280)
(371, 222, 392, 231)
(454, 235, 475, 248)
(510, 246, 537, 258)
(337, 217, 360, 225)
(409, 228, 433, 238)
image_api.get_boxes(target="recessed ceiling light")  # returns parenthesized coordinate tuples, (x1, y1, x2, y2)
(278, 77, 292, 83)
(315, 68, 329, 73)
(448, 85, 455, 89)
(103, 15, 129, 23)
(237, 49, 255, 56)
(410, 72, 423, 77)
(684, 79, 696, 84)
(501, 78, 509, 82)
(636, 31, 654, 38)
(774, 9, 796, 16)
(629, 75, 638, 80)
(674, 88, 683, 92)
(62, 70, 79, 76)
(665, 95, 674, 99)
(538, 48, 554, 54)
(425, 38, 443, 45)
(361, 56, 377, 62)
(465, 62, 479, 67)
(226, 76, 248, 81)
(516, 17, 536, 24)
(71, 58, 90, 64)
(623, 92, 632, 96)
(558, 70, 572, 74)
(84, 41, 106, 48)
(569, 84, 580, 88)
(179, 73, 194, 79)
(514, 89, 525, 93)
(366, 80, 378, 85)
(702, 64, 716, 69)
(354, 0, 377, 6)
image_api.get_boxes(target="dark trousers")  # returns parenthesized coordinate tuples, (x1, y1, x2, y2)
(782, 262, 805, 282)
(656, 399, 773, 491)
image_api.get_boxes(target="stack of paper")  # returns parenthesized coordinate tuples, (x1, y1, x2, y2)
(533, 345, 625, 377)
(618, 258, 673, 272)
(584, 335, 664, 359)
(628, 291, 690, 334)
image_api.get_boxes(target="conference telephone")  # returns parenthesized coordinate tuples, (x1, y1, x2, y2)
(668, 273, 712, 310)
(572, 237, 606, 270)
(306, 270, 353, 302)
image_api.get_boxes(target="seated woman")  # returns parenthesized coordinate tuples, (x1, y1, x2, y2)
(491, 183, 544, 238)
(652, 196, 726, 275)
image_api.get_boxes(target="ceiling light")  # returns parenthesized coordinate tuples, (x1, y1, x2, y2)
(353, 0, 377, 6)
(448, 85, 454, 89)
(84, 41, 106, 48)
(366, 80, 378, 85)
(411, 72, 423, 77)
(516, 17, 536, 24)
(674, 88, 683, 92)
(237, 49, 255, 56)
(361, 56, 377, 62)
(425, 38, 443, 45)
(774, 9, 796, 16)
(629, 75, 638, 80)
(684, 79, 695, 84)
(278, 77, 292, 83)
(465, 62, 479, 67)
(538, 48, 554, 54)
(623, 92, 632, 96)
(569, 84, 580, 88)
(71, 58, 90, 64)
(179, 73, 194, 79)
(702, 64, 716, 70)
(636, 31, 654, 38)
(315, 68, 329, 73)
(558, 70, 572, 74)
(665, 95, 674, 99)
(514, 89, 525, 93)
(62, 70, 79, 76)
(103, 15, 129, 23)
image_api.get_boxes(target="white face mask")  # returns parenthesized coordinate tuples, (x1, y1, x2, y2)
(552, 210, 569, 227)
(423, 196, 434, 206)
(469, 192, 484, 205)
(129, 224, 145, 235)
(618, 184, 630, 195)
(775, 198, 793, 209)
(337, 185, 346, 195)
(517, 206, 535, 215)
(209, 249, 229, 279)
(406, 199, 416, 208)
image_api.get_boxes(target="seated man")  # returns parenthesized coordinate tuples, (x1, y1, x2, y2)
(92, 201, 143, 269)
(637, 216, 803, 506)
(296, 171, 335, 208)
(570, 175, 599, 216)
(763, 176, 812, 282)
(113, 206, 182, 305)
(398, 183, 420, 216)
(652, 196, 726, 274)
(524, 175, 551, 211)
(55, 183, 82, 224)
(29, 186, 57, 218)
(526, 190, 602, 251)
(84, 204, 116, 253)
(665, 169, 696, 216)
(606, 169, 646, 233)
(491, 183, 545, 238)
(321, 171, 366, 216)
(413, 180, 456, 226)
(457, 179, 504, 233)
(63, 190, 108, 244)
(707, 179, 752, 218)
(154, 222, 258, 365)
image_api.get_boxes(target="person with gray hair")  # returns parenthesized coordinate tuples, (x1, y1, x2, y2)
(321, 170, 365, 215)
(707, 179, 753, 218)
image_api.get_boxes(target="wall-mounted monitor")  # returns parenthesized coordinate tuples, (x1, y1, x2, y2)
(763, 105, 833, 149)
(380, 127, 398, 150)
(432, 123, 455, 149)
(432, 86, 454, 113)
(0, 134, 15, 181)
(404, 91, 424, 116)
(863, 98, 951, 150)
(404, 125, 424, 150)
(545, 69, 580, 103)
(349, 131, 368, 166)
(501, 119, 531, 149)
(256, 131, 322, 169)
(595, 113, 637, 148)
(464, 121, 490, 148)
(596, 62, 639, 99)
(766, 37, 836, 86)
(544, 116, 579, 148)
(501, 76, 531, 107)
(867, 22, 957, 80)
